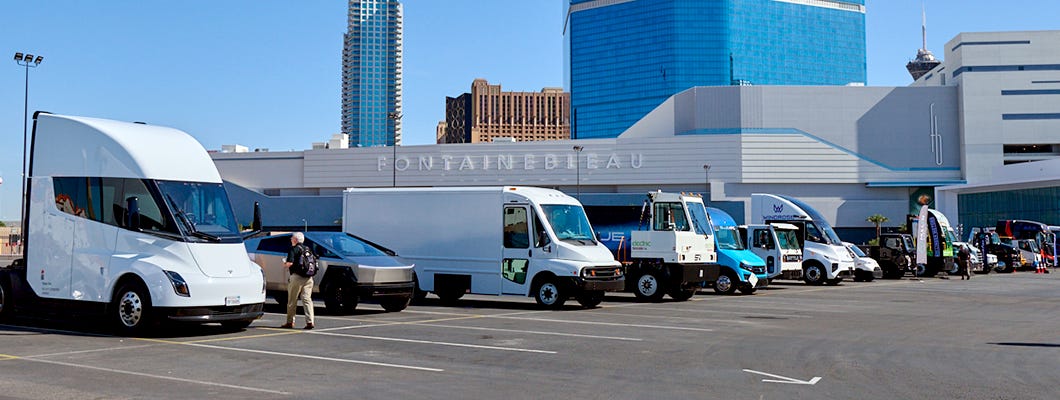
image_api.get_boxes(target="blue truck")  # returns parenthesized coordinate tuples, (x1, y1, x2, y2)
(706, 207, 769, 295)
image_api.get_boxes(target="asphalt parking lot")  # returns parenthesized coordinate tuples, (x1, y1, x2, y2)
(2, 271, 1058, 400)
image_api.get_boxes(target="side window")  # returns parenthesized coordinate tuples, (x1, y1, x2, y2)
(121, 179, 169, 232)
(53, 177, 90, 219)
(503, 207, 529, 249)
(533, 211, 549, 248)
(885, 238, 897, 248)
(805, 223, 824, 244)
(755, 230, 773, 249)
(653, 203, 689, 231)
(257, 236, 291, 253)
(304, 239, 339, 259)
(92, 177, 123, 226)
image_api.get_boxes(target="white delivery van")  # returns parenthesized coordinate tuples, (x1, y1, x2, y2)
(0, 113, 265, 334)
(750, 194, 855, 285)
(741, 223, 803, 281)
(343, 187, 624, 309)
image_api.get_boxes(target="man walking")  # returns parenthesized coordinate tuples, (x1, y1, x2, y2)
(958, 244, 972, 280)
(281, 232, 315, 329)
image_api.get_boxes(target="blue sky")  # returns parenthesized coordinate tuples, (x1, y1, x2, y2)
(1, 0, 1058, 221)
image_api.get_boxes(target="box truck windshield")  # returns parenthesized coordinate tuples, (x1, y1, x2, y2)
(541, 205, 595, 243)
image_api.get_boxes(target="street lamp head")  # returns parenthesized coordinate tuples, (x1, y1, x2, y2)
(573, 145, 584, 152)
(14, 52, 23, 61)
(25, 54, 34, 63)
(34, 56, 42, 64)
(703, 164, 711, 171)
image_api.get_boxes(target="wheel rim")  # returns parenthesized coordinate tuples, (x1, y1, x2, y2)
(0, 284, 6, 314)
(538, 283, 559, 305)
(637, 274, 659, 297)
(805, 266, 821, 282)
(716, 275, 732, 292)
(118, 291, 143, 328)
(333, 285, 346, 305)
(915, 264, 926, 276)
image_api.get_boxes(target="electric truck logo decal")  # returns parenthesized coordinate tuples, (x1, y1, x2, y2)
(773, 204, 784, 213)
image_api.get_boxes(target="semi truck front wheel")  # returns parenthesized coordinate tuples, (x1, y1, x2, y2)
(112, 281, 154, 335)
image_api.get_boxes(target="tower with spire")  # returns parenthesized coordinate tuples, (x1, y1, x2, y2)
(907, 5, 942, 81)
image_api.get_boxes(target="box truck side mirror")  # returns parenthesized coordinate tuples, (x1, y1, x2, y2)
(126, 196, 141, 230)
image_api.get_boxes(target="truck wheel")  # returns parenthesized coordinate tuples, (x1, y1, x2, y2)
(576, 291, 605, 308)
(713, 271, 738, 295)
(633, 271, 666, 302)
(533, 278, 568, 309)
(669, 285, 697, 301)
(379, 296, 411, 312)
(221, 319, 254, 330)
(0, 279, 10, 322)
(325, 282, 358, 315)
(803, 264, 825, 285)
(112, 281, 154, 336)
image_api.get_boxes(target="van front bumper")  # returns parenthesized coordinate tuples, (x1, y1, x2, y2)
(162, 303, 264, 322)
(576, 277, 625, 292)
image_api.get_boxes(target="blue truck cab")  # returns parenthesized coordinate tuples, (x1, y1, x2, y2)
(706, 207, 769, 295)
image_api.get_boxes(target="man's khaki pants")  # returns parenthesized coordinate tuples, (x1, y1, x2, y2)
(286, 274, 315, 325)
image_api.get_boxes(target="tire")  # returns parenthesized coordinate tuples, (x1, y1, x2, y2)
(633, 270, 666, 302)
(713, 270, 738, 295)
(111, 281, 154, 336)
(803, 263, 825, 285)
(324, 282, 358, 315)
(576, 291, 605, 308)
(379, 296, 411, 312)
(434, 285, 465, 304)
(0, 279, 10, 322)
(917, 264, 937, 277)
(533, 277, 568, 309)
(669, 285, 697, 301)
(853, 272, 865, 282)
(221, 319, 254, 330)
(738, 285, 757, 295)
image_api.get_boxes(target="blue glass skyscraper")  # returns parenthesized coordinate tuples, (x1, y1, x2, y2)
(343, 0, 403, 147)
(565, 0, 866, 139)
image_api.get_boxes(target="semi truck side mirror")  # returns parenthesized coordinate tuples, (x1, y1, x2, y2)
(252, 201, 262, 231)
(126, 196, 141, 230)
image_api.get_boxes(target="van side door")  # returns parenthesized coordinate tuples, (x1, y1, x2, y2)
(501, 205, 532, 295)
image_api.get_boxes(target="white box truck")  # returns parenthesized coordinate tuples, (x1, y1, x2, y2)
(342, 187, 624, 309)
(740, 223, 803, 281)
(0, 113, 266, 334)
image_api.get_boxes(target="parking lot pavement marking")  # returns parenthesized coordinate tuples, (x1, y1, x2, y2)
(0, 354, 19, 361)
(182, 329, 302, 344)
(633, 305, 813, 319)
(484, 315, 715, 332)
(135, 337, 445, 372)
(417, 323, 643, 342)
(21, 344, 156, 359)
(309, 330, 558, 354)
(581, 310, 759, 325)
(19, 357, 291, 395)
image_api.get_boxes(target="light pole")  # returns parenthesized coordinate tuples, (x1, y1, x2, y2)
(13, 52, 43, 231)
(702, 164, 711, 204)
(301, 218, 308, 232)
(573, 145, 584, 199)
(387, 112, 402, 187)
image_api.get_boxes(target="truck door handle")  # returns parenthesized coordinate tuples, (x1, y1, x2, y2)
(528, 249, 533, 257)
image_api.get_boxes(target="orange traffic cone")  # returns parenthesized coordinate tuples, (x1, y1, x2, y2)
(1036, 262, 1046, 274)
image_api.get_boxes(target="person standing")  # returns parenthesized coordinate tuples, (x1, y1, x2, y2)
(958, 244, 972, 280)
(281, 232, 315, 329)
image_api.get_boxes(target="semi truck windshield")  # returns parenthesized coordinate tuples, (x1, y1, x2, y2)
(157, 181, 241, 241)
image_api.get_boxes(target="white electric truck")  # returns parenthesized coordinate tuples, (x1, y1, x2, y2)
(740, 223, 804, 281)
(751, 194, 855, 285)
(0, 113, 266, 334)
(342, 187, 624, 309)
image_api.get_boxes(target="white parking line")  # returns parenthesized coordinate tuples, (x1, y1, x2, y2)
(308, 330, 558, 354)
(633, 306, 813, 319)
(485, 316, 714, 332)
(415, 323, 643, 342)
(23, 344, 156, 359)
(21, 357, 290, 395)
(176, 341, 445, 372)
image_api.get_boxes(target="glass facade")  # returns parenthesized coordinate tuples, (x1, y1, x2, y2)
(566, 0, 866, 139)
(958, 187, 1060, 230)
(342, 0, 403, 147)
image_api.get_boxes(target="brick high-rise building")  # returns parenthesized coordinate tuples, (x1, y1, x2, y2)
(440, 79, 570, 144)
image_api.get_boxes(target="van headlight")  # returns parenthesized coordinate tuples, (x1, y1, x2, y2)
(739, 262, 753, 272)
(164, 270, 190, 297)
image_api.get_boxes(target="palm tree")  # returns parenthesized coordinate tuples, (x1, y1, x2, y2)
(866, 214, 889, 244)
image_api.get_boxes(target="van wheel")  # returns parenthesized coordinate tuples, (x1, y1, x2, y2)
(221, 319, 253, 330)
(576, 291, 605, 308)
(633, 270, 666, 302)
(325, 282, 358, 315)
(112, 282, 154, 336)
(534, 278, 568, 309)
(739, 285, 757, 295)
(0, 279, 10, 321)
(380, 296, 411, 312)
(713, 270, 738, 295)
(803, 264, 825, 285)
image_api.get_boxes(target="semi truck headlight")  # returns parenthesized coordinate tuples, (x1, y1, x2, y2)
(164, 270, 190, 297)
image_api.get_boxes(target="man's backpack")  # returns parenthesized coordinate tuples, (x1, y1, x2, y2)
(295, 244, 319, 277)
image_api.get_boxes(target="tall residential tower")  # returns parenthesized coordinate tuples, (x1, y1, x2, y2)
(342, 0, 403, 147)
(565, 0, 867, 139)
